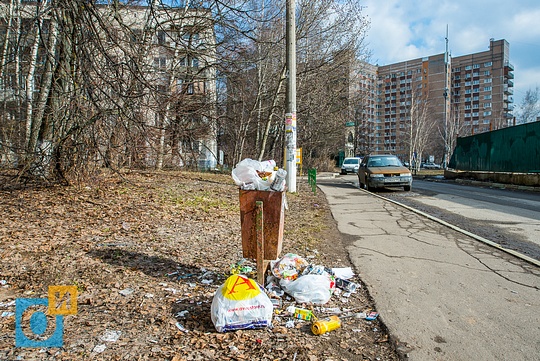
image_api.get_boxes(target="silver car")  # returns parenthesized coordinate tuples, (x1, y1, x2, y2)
(340, 157, 362, 174)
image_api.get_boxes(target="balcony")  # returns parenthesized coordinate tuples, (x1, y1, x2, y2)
(503, 85, 514, 95)
(504, 61, 514, 71)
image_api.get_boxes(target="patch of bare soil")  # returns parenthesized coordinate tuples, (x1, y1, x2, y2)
(0, 171, 399, 360)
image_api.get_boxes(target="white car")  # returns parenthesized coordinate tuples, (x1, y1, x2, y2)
(340, 157, 362, 174)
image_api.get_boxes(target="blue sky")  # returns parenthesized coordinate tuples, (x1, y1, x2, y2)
(361, 0, 540, 110)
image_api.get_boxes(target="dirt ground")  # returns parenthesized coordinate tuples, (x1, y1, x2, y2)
(0, 170, 400, 360)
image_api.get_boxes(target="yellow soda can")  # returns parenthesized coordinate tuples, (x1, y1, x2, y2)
(311, 315, 341, 335)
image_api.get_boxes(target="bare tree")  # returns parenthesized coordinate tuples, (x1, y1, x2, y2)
(516, 86, 540, 124)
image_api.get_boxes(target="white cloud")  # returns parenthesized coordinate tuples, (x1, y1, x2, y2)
(361, 0, 540, 105)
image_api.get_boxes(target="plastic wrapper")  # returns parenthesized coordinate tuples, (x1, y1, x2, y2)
(270, 253, 309, 281)
(211, 274, 273, 332)
(279, 274, 336, 304)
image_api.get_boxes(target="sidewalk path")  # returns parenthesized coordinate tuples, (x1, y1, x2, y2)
(316, 175, 540, 361)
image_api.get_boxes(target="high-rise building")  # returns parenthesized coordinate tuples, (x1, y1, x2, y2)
(350, 39, 514, 164)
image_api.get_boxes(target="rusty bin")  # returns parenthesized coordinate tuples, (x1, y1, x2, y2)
(238, 189, 284, 261)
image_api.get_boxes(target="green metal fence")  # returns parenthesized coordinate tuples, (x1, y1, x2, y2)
(449, 121, 540, 173)
(308, 168, 317, 194)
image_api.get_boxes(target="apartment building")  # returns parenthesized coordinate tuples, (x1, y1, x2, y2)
(0, 2, 217, 170)
(348, 38, 514, 163)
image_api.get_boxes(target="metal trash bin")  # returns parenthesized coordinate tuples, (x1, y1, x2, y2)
(238, 189, 284, 261)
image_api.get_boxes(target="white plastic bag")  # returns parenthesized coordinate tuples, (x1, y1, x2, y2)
(231, 158, 272, 190)
(211, 274, 273, 332)
(279, 274, 335, 304)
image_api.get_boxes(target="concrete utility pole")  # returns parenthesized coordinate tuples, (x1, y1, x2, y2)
(443, 25, 450, 169)
(285, 0, 297, 192)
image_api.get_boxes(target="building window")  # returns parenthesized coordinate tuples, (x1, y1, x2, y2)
(154, 57, 167, 69)
(484, 103, 491, 108)
(483, 111, 492, 116)
(484, 61, 492, 67)
(465, 65, 472, 70)
(473, 64, 480, 69)
(484, 78, 492, 83)
(484, 86, 492, 92)
(473, 80, 480, 85)
(483, 70, 490, 76)
(157, 30, 166, 45)
(484, 95, 492, 100)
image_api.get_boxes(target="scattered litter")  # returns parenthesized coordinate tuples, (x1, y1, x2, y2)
(312, 315, 341, 335)
(355, 312, 367, 319)
(266, 277, 285, 298)
(0, 280, 7, 286)
(292, 307, 313, 321)
(163, 287, 179, 294)
(366, 312, 379, 321)
(318, 307, 341, 314)
(1, 311, 15, 317)
(271, 253, 309, 281)
(280, 274, 335, 304)
(93, 344, 106, 353)
(352, 328, 363, 332)
(144, 293, 154, 298)
(231, 259, 254, 275)
(285, 320, 295, 328)
(201, 279, 213, 285)
(175, 322, 189, 333)
(100, 330, 121, 342)
(119, 288, 134, 296)
(332, 267, 354, 280)
(211, 274, 273, 332)
(175, 310, 189, 318)
(229, 345, 239, 353)
(0, 300, 15, 307)
(335, 277, 358, 292)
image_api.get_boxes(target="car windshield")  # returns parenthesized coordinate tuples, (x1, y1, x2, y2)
(344, 159, 359, 164)
(367, 156, 402, 167)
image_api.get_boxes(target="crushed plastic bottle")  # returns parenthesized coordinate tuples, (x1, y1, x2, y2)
(270, 168, 287, 191)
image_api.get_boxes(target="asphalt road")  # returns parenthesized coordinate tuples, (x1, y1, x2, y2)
(340, 173, 540, 262)
(316, 176, 540, 360)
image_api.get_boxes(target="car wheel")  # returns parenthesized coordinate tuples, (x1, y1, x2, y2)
(404, 185, 411, 191)
(367, 183, 375, 192)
